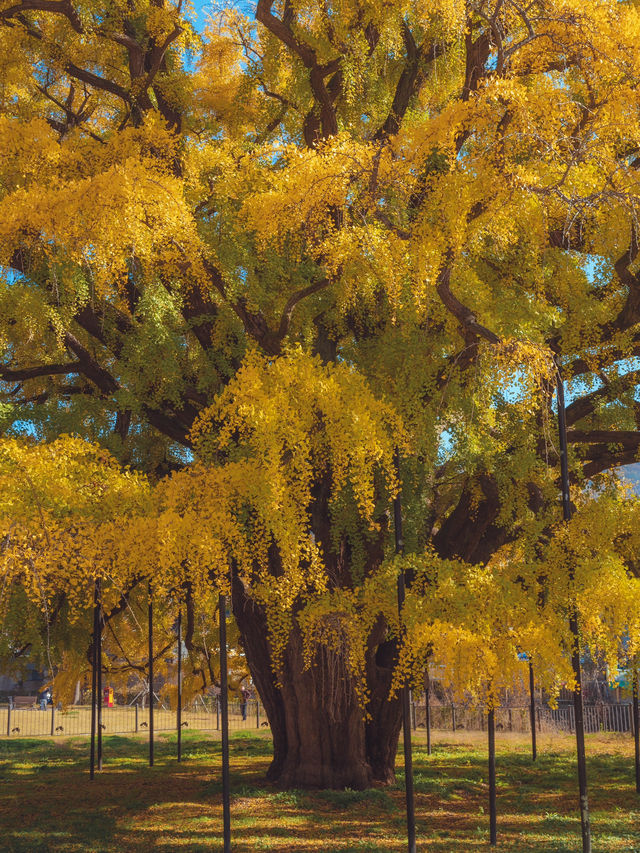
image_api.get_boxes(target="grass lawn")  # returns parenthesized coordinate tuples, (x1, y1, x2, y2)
(0, 729, 638, 851)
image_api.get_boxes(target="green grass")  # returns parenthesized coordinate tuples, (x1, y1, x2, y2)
(0, 730, 638, 851)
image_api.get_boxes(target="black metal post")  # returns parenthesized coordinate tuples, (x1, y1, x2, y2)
(488, 707, 497, 846)
(633, 665, 640, 795)
(219, 592, 231, 853)
(556, 363, 591, 853)
(97, 578, 103, 771)
(393, 448, 417, 853)
(529, 660, 537, 762)
(148, 580, 154, 768)
(90, 579, 98, 779)
(425, 670, 432, 756)
(177, 609, 182, 762)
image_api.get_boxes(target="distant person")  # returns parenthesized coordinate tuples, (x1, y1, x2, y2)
(240, 685, 250, 721)
(39, 689, 50, 711)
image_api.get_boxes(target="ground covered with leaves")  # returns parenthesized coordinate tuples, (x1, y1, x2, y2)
(0, 730, 638, 851)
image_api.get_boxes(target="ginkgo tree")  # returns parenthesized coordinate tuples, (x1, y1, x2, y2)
(3, 0, 640, 789)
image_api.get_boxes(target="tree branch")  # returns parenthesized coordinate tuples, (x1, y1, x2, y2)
(374, 26, 445, 140)
(63, 332, 120, 394)
(568, 429, 640, 446)
(256, 0, 316, 68)
(565, 370, 640, 426)
(277, 278, 330, 340)
(0, 362, 81, 381)
(436, 264, 500, 346)
(0, 0, 82, 32)
(256, 0, 341, 144)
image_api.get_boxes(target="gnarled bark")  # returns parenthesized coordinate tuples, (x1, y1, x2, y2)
(232, 575, 402, 789)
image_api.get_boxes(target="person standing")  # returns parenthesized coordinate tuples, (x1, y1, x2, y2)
(240, 685, 250, 721)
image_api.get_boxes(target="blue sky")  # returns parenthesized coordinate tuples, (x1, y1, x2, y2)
(191, 0, 254, 28)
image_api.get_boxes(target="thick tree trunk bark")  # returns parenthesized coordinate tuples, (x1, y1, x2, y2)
(365, 617, 403, 783)
(232, 576, 402, 789)
(277, 627, 372, 789)
(230, 471, 512, 789)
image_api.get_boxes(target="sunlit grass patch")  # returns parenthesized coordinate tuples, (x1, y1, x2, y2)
(0, 730, 639, 851)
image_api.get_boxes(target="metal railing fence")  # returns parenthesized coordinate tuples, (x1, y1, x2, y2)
(410, 701, 636, 735)
(0, 699, 266, 739)
(0, 700, 634, 740)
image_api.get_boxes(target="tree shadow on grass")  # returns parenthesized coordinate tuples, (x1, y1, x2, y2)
(0, 733, 639, 851)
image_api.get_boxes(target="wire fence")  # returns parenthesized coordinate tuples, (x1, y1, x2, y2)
(0, 699, 267, 739)
(0, 700, 635, 740)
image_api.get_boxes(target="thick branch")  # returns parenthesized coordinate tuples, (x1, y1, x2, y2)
(257, 0, 341, 143)
(0, 0, 82, 32)
(611, 235, 640, 331)
(64, 61, 130, 102)
(145, 25, 183, 86)
(375, 27, 445, 140)
(277, 278, 330, 340)
(63, 332, 119, 394)
(462, 28, 491, 102)
(256, 0, 316, 68)
(142, 405, 192, 447)
(568, 429, 640, 447)
(565, 370, 640, 426)
(582, 446, 640, 479)
(436, 265, 500, 345)
(0, 362, 81, 381)
(201, 256, 282, 355)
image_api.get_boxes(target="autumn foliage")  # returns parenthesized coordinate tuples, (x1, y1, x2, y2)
(2, 0, 640, 787)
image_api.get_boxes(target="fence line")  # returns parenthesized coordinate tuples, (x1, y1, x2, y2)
(0, 700, 634, 740)
(0, 699, 266, 739)
(410, 702, 635, 735)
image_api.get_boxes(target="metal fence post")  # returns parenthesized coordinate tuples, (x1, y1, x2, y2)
(556, 363, 591, 853)
(425, 672, 432, 756)
(633, 667, 639, 795)
(393, 447, 416, 853)
(219, 592, 231, 853)
(50, 704, 55, 737)
(177, 609, 182, 763)
(97, 578, 103, 771)
(90, 579, 99, 780)
(529, 661, 537, 761)
(6, 704, 10, 738)
(488, 707, 497, 846)
(135, 702, 139, 733)
(148, 580, 154, 768)
(256, 700, 259, 729)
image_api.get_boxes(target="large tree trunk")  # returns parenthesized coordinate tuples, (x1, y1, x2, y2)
(232, 576, 402, 789)
(230, 471, 511, 789)
(365, 617, 403, 784)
